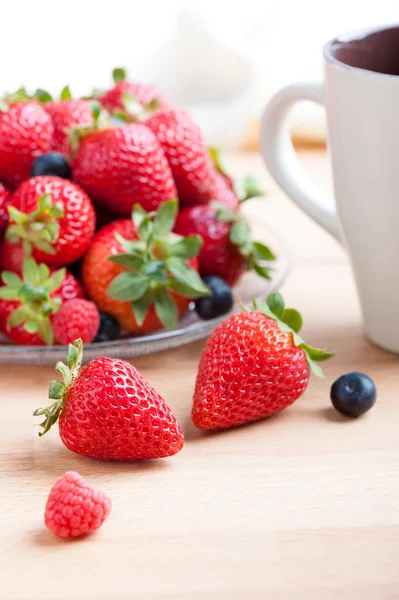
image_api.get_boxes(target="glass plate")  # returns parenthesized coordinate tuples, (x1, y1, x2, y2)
(0, 213, 290, 364)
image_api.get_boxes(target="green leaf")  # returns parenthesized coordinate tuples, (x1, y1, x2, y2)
(8, 206, 28, 225)
(24, 320, 39, 334)
(266, 292, 285, 318)
(33, 239, 56, 254)
(138, 214, 153, 243)
(236, 175, 264, 202)
(212, 202, 238, 223)
(38, 263, 50, 281)
(46, 268, 65, 293)
(208, 147, 229, 176)
(167, 235, 203, 259)
(7, 306, 28, 328)
(131, 290, 154, 326)
(166, 257, 211, 297)
(91, 101, 101, 122)
(67, 342, 78, 370)
(60, 85, 72, 100)
(253, 263, 271, 280)
(22, 239, 33, 256)
(0, 287, 20, 300)
(154, 289, 178, 330)
(37, 193, 52, 212)
(253, 242, 276, 262)
(1, 271, 22, 288)
(37, 318, 53, 345)
(113, 68, 126, 82)
(154, 199, 178, 237)
(132, 204, 147, 230)
(108, 253, 144, 271)
(112, 110, 130, 123)
(22, 257, 38, 285)
(35, 88, 53, 103)
(48, 380, 65, 400)
(140, 261, 169, 283)
(300, 343, 335, 362)
(107, 273, 149, 301)
(281, 308, 302, 333)
(230, 219, 251, 248)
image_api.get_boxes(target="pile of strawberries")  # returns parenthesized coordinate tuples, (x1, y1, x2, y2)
(0, 69, 274, 347)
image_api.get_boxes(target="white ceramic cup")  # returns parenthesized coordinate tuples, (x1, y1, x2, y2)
(260, 25, 399, 354)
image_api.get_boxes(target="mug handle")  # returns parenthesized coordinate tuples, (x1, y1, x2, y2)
(260, 83, 340, 241)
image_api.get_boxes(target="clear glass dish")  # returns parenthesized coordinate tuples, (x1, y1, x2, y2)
(0, 214, 290, 364)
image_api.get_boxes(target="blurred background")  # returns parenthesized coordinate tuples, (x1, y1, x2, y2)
(2, 0, 398, 149)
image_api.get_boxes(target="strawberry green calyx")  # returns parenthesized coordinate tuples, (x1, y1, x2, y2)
(33, 338, 83, 435)
(113, 67, 127, 83)
(68, 101, 108, 153)
(6, 193, 64, 256)
(0, 87, 31, 112)
(208, 147, 265, 202)
(253, 292, 334, 378)
(107, 199, 211, 330)
(0, 257, 66, 344)
(35, 85, 72, 103)
(211, 201, 275, 279)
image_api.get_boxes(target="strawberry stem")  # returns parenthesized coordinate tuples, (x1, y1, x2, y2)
(33, 339, 83, 435)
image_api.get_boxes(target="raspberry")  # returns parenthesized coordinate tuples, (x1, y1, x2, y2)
(53, 299, 100, 345)
(44, 471, 111, 538)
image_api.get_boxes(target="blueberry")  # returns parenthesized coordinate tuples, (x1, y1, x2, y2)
(94, 312, 120, 342)
(330, 372, 376, 418)
(195, 275, 234, 320)
(31, 152, 71, 179)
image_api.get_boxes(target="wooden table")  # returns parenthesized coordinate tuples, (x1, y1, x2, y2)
(2, 151, 399, 600)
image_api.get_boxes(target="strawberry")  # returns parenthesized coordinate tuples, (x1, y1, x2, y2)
(209, 147, 264, 207)
(192, 293, 334, 429)
(98, 68, 169, 116)
(37, 86, 94, 156)
(53, 299, 100, 345)
(82, 199, 210, 333)
(0, 182, 11, 234)
(0, 257, 84, 345)
(0, 100, 54, 189)
(72, 123, 177, 216)
(146, 109, 218, 206)
(174, 203, 275, 286)
(44, 471, 111, 538)
(2, 175, 95, 270)
(213, 172, 240, 211)
(34, 339, 184, 460)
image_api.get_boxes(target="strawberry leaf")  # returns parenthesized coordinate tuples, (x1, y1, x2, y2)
(154, 289, 178, 330)
(253, 242, 275, 262)
(131, 290, 154, 327)
(122, 92, 143, 118)
(167, 235, 203, 259)
(281, 308, 302, 334)
(265, 292, 284, 318)
(132, 204, 147, 230)
(113, 67, 126, 82)
(35, 88, 53, 102)
(46, 268, 65, 293)
(1, 271, 22, 288)
(208, 147, 229, 176)
(253, 263, 271, 280)
(107, 273, 149, 302)
(230, 220, 251, 248)
(60, 85, 72, 101)
(140, 261, 169, 284)
(234, 175, 264, 202)
(108, 254, 144, 271)
(24, 320, 39, 334)
(166, 257, 211, 297)
(7, 306, 29, 328)
(154, 199, 178, 237)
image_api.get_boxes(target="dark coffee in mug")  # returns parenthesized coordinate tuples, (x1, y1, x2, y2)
(327, 25, 399, 75)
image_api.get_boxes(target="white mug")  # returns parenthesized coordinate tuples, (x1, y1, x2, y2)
(260, 25, 399, 354)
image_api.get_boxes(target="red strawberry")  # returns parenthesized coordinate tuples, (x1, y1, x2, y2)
(213, 173, 240, 211)
(0, 182, 11, 234)
(146, 109, 218, 206)
(192, 293, 334, 429)
(44, 471, 111, 538)
(0, 257, 84, 345)
(175, 203, 275, 286)
(45, 96, 93, 156)
(98, 68, 169, 115)
(0, 101, 54, 189)
(53, 299, 100, 345)
(2, 175, 95, 270)
(82, 200, 210, 333)
(72, 124, 177, 216)
(34, 339, 184, 460)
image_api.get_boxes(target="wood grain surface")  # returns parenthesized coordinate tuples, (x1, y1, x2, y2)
(1, 151, 398, 600)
